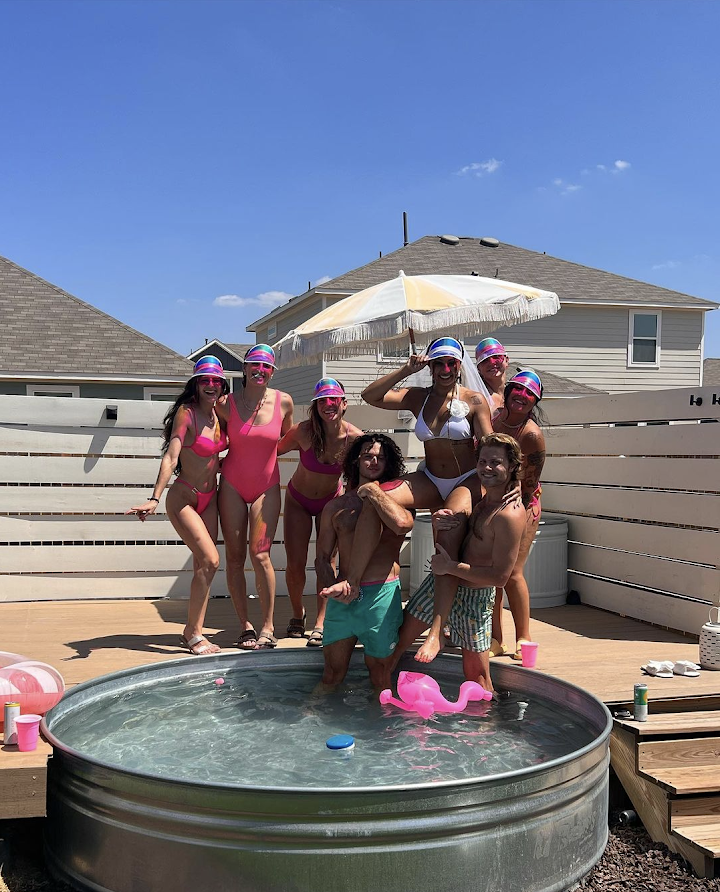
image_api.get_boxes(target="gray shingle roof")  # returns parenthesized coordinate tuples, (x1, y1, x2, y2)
(703, 358, 720, 386)
(315, 236, 717, 310)
(512, 360, 602, 395)
(0, 255, 193, 378)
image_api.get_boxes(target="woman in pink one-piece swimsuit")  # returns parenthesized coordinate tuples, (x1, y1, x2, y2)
(216, 345, 294, 650)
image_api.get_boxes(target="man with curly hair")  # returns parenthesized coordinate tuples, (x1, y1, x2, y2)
(315, 433, 414, 689)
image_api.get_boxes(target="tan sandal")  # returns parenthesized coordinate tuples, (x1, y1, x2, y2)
(489, 637, 507, 658)
(180, 634, 219, 656)
(511, 639, 532, 661)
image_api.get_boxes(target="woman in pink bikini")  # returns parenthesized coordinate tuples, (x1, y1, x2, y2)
(491, 369, 546, 660)
(216, 344, 294, 650)
(127, 355, 229, 656)
(475, 338, 509, 417)
(278, 379, 363, 646)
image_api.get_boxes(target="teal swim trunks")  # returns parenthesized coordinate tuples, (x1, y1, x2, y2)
(323, 578, 403, 658)
(406, 573, 495, 653)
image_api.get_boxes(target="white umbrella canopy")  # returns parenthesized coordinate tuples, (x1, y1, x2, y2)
(272, 270, 560, 368)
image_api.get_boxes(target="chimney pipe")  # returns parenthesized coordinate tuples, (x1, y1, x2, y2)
(403, 211, 408, 247)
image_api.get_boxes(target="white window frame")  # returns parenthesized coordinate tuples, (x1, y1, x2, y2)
(143, 387, 183, 401)
(377, 343, 412, 364)
(267, 322, 277, 340)
(627, 310, 661, 368)
(26, 384, 80, 397)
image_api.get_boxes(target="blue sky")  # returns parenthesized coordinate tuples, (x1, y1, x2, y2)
(1, 0, 719, 358)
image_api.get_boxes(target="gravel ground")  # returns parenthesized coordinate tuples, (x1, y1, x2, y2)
(2, 814, 719, 891)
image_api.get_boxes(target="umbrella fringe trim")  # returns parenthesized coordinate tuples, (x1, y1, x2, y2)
(274, 296, 560, 366)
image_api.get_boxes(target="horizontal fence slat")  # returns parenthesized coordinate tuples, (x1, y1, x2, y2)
(566, 515, 718, 565)
(568, 543, 719, 601)
(0, 455, 160, 485)
(542, 483, 720, 529)
(568, 574, 712, 636)
(0, 425, 165, 456)
(0, 567, 411, 603)
(545, 423, 720, 457)
(544, 455, 720, 493)
(544, 386, 720, 426)
(0, 395, 168, 428)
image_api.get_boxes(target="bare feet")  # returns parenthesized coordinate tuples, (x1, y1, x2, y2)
(414, 630, 444, 664)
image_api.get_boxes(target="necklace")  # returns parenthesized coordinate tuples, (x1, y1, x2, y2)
(498, 409, 525, 431)
(241, 386, 266, 414)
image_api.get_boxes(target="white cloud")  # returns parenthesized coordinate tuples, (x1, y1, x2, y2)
(553, 178, 563, 187)
(651, 260, 680, 271)
(312, 275, 332, 286)
(457, 158, 503, 177)
(596, 164, 607, 172)
(213, 290, 293, 309)
(562, 184, 582, 194)
(614, 159, 631, 172)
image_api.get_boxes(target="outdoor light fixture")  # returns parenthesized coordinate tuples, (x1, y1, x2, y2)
(105, 405, 118, 421)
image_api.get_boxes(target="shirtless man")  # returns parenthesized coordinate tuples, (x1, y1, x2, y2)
(315, 433, 414, 690)
(391, 433, 526, 691)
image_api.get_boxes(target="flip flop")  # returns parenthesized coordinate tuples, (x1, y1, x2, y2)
(306, 628, 323, 647)
(180, 634, 219, 656)
(641, 660, 674, 678)
(673, 660, 700, 677)
(255, 633, 278, 649)
(286, 610, 307, 639)
(511, 639, 532, 661)
(489, 638, 507, 658)
(236, 628, 258, 650)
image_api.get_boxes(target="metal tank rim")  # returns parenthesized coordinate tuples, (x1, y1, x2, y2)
(42, 649, 612, 795)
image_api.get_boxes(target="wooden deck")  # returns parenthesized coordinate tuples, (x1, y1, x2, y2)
(1, 597, 717, 824)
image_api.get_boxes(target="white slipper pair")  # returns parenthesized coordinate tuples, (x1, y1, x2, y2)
(641, 659, 700, 678)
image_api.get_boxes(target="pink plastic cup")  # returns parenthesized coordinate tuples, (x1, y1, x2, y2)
(520, 642, 539, 669)
(14, 714, 41, 751)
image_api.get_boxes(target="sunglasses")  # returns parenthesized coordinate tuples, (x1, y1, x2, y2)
(246, 362, 274, 371)
(317, 397, 344, 406)
(198, 376, 224, 386)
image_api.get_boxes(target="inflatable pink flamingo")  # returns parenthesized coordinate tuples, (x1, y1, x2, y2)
(379, 671, 492, 718)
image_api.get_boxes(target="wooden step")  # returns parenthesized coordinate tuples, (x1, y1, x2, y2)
(670, 799, 720, 877)
(672, 820, 720, 858)
(641, 766, 720, 795)
(615, 710, 720, 737)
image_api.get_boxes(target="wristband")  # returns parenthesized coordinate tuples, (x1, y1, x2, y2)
(148, 497, 159, 503)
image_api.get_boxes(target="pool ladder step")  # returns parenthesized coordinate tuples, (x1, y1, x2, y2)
(611, 714, 720, 879)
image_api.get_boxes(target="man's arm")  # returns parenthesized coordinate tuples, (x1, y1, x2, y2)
(314, 501, 340, 591)
(356, 482, 414, 536)
(431, 508, 523, 588)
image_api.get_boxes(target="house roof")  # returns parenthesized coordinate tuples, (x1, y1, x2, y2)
(512, 362, 602, 395)
(249, 235, 718, 329)
(0, 255, 193, 380)
(187, 340, 252, 363)
(703, 358, 720, 386)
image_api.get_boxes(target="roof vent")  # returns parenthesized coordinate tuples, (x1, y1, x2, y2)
(480, 237, 499, 248)
(439, 234, 460, 246)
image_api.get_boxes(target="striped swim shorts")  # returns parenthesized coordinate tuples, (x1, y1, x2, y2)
(405, 573, 495, 653)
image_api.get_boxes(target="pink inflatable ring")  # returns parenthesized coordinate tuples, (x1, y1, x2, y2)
(0, 651, 65, 723)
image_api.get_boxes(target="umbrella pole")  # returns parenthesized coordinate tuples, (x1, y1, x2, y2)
(408, 328, 417, 356)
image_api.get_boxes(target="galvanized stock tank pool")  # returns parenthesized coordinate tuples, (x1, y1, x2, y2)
(43, 650, 611, 892)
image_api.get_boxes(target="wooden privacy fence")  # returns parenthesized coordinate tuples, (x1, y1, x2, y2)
(542, 385, 720, 636)
(0, 396, 421, 603)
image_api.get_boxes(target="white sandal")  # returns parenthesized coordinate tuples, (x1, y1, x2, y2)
(180, 634, 219, 656)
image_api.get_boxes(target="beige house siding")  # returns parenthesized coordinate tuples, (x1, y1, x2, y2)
(271, 359, 324, 404)
(257, 297, 326, 344)
(489, 306, 703, 391)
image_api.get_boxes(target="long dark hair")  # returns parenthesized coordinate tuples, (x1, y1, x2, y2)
(308, 381, 347, 461)
(160, 375, 229, 472)
(343, 433, 406, 490)
(502, 381, 547, 426)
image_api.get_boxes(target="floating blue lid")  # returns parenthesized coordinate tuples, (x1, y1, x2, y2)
(326, 734, 355, 750)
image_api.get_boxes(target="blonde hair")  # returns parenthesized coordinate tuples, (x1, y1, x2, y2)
(476, 432, 522, 484)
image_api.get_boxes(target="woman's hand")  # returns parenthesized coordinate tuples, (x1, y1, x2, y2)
(501, 482, 523, 508)
(430, 543, 456, 576)
(405, 353, 430, 375)
(126, 501, 158, 522)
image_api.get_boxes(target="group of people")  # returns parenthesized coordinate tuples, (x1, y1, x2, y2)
(128, 334, 545, 694)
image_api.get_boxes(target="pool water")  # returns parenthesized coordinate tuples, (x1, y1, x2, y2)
(51, 664, 595, 789)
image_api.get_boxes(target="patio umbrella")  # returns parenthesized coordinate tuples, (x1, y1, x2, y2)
(272, 270, 560, 368)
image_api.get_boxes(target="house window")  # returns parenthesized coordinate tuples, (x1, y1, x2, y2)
(26, 384, 80, 397)
(628, 311, 661, 366)
(377, 342, 411, 363)
(143, 387, 183, 401)
(267, 322, 277, 340)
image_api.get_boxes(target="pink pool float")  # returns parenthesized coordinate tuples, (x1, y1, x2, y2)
(0, 651, 66, 723)
(379, 671, 492, 719)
